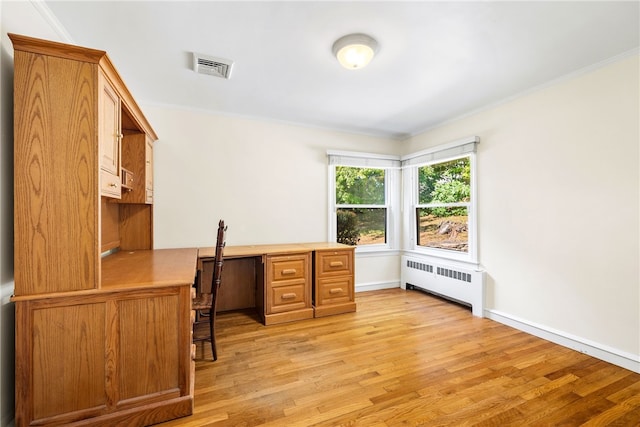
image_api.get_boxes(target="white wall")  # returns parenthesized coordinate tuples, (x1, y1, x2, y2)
(403, 54, 640, 367)
(144, 104, 401, 284)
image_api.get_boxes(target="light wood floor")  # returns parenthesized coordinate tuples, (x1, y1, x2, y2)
(157, 288, 640, 426)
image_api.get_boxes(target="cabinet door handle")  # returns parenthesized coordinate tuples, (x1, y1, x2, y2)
(330, 288, 343, 294)
(329, 261, 343, 267)
(281, 293, 297, 300)
(281, 269, 297, 275)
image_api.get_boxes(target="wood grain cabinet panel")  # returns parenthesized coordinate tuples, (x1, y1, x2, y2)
(118, 294, 180, 403)
(12, 49, 99, 296)
(31, 303, 106, 422)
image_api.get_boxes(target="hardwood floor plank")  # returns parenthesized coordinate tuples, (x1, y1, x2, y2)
(155, 289, 640, 426)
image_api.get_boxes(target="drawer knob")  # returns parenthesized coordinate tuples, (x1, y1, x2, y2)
(329, 261, 343, 267)
(281, 293, 297, 300)
(282, 269, 297, 275)
(330, 288, 343, 294)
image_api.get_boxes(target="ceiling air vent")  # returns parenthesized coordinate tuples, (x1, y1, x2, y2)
(193, 53, 233, 79)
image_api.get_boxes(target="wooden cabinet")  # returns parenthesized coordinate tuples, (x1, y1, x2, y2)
(264, 252, 314, 325)
(10, 34, 192, 427)
(11, 33, 158, 295)
(313, 248, 356, 317)
(15, 284, 193, 426)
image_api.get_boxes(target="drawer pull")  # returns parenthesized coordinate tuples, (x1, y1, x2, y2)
(281, 269, 297, 275)
(281, 293, 297, 300)
(329, 261, 344, 267)
(330, 288, 344, 294)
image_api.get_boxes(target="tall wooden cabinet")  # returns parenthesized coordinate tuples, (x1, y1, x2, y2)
(10, 34, 195, 426)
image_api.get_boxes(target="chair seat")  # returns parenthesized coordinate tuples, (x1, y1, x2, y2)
(192, 293, 213, 311)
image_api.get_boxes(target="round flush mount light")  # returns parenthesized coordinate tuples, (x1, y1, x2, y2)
(332, 33, 379, 70)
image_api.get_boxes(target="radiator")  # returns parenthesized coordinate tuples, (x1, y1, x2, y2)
(401, 255, 485, 317)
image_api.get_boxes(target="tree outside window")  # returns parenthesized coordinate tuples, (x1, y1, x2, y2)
(416, 157, 470, 252)
(335, 166, 387, 246)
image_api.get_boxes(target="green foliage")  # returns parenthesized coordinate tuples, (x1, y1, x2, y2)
(418, 157, 470, 217)
(336, 210, 360, 246)
(336, 166, 385, 205)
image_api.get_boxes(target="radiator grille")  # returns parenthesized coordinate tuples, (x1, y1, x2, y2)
(437, 266, 472, 282)
(407, 259, 433, 273)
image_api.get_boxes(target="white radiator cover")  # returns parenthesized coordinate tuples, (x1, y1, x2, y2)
(401, 255, 485, 317)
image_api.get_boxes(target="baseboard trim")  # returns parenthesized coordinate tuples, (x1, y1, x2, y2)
(355, 281, 399, 293)
(486, 309, 640, 374)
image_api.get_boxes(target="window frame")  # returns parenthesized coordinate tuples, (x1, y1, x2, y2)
(328, 151, 400, 253)
(402, 137, 479, 264)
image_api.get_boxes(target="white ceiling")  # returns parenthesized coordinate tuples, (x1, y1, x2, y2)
(44, 1, 639, 140)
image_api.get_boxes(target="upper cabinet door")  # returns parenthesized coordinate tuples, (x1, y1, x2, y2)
(99, 71, 121, 176)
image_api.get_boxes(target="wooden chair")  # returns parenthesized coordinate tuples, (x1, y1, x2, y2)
(193, 220, 227, 361)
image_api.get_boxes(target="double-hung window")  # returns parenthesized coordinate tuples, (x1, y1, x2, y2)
(403, 136, 478, 263)
(328, 151, 400, 251)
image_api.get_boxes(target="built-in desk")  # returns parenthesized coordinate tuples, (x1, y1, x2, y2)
(198, 243, 356, 325)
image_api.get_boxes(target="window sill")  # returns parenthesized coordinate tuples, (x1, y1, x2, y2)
(355, 247, 402, 257)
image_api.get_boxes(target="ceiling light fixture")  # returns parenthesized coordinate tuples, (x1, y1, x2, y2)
(332, 33, 378, 70)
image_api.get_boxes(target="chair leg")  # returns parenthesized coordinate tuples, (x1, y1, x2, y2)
(209, 308, 217, 361)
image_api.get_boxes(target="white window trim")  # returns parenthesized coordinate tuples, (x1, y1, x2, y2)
(327, 151, 400, 253)
(327, 136, 478, 262)
(402, 137, 479, 265)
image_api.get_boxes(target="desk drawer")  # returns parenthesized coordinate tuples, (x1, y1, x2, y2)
(268, 255, 307, 282)
(316, 276, 353, 305)
(269, 283, 308, 313)
(316, 250, 353, 278)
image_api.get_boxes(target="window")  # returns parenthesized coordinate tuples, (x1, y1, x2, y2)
(328, 151, 400, 251)
(402, 136, 478, 263)
(416, 157, 471, 252)
(336, 166, 387, 246)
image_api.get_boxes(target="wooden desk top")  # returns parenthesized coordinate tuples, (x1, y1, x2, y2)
(198, 242, 353, 259)
(12, 248, 199, 301)
(101, 247, 198, 290)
